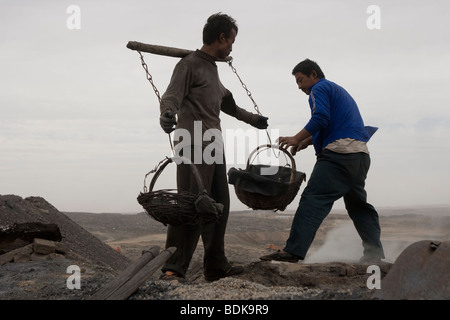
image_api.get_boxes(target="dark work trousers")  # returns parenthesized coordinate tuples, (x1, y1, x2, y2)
(162, 147, 231, 278)
(284, 150, 385, 260)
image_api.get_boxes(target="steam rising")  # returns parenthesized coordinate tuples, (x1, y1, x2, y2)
(303, 219, 429, 264)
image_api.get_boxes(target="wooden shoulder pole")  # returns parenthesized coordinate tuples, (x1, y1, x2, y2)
(126, 41, 232, 62)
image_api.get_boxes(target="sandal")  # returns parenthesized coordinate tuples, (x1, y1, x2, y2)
(160, 270, 187, 283)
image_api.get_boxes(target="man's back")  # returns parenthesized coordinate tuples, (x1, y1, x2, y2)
(307, 78, 370, 153)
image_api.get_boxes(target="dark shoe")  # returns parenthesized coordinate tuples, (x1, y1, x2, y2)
(160, 271, 186, 283)
(205, 265, 244, 282)
(259, 250, 300, 263)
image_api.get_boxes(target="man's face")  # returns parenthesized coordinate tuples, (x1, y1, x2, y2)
(217, 28, 237, 59)
(294, 71, 319, 95)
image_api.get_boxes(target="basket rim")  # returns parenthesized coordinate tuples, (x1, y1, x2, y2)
(147, 156, 205, 194)
(246, 144, 298, 184)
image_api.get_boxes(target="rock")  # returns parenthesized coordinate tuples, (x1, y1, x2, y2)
(33, 238, 56, 255)
(30, 252, 50, 261)
(0, 244, 34, 265)
(55, 242, 68, 254)
(345, 266, 357, 276)
(372, 240, 450, 300)
(13, 253, 31, 263)
(1, 239, 69, 265)
(0, 194, 129, 271)
(0, 222, 61, 253)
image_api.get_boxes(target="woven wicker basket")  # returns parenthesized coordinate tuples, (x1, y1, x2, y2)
(137, 157, 207, 226)
(228, 144, 306, 211)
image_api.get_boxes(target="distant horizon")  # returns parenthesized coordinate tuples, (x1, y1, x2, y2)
(61, 203, 450, 216)
(4, 192, 450, 216)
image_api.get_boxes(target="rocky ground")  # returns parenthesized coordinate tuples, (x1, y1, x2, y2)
(1, 194, 449, 302)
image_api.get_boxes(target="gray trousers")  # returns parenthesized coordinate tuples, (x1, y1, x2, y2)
(162, 148, 230, 278)
(284, 150, 385, 260)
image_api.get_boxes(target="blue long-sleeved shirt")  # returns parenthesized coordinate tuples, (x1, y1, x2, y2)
(304, 78, 377, 155)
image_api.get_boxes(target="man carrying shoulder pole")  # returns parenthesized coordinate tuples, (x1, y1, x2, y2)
(158, 13, 268, 282)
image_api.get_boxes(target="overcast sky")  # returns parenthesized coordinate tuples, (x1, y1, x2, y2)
(1, 0, 450, 214)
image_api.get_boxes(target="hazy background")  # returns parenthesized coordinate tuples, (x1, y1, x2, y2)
(1, 0, 449, 214)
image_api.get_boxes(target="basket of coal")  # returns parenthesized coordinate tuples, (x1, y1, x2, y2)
(137, 156, 223, 226)
(228, 144, 306, 211)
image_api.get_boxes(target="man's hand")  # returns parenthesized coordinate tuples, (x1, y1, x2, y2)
(159, 111, 177, 133)
(278, 129, 312, 155)
(255, 116, 269, 129)
(278, 136, 310, 156)
(278, 136, 299, 150)
(290, 139, 310, 155)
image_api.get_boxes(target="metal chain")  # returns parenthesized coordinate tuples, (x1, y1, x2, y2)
(227, 59, 277, 153)
(227, 59, 262, 116)
(138, 51, 162, 103)
(137, 52, 277, 158)
(138, 51, 174, 154)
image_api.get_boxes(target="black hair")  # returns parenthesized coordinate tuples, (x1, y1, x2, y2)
(292, 59, 325, 79)
(202, 13, 238, 45)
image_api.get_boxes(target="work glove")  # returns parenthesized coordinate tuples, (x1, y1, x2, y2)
(255, 115, 269, 129)
(159, 111, 177, 133)
(195, 190, 224, 224)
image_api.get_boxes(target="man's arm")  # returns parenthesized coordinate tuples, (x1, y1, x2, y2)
(221, 91, 268, 129)
(159, 61, 192, 133)
(160, 61, 192, 114)
(279, 85, 330, 155)
(303, 87, 330, 136)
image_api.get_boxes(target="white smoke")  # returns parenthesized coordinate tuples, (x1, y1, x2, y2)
(304, 221, 362, 263)
(302, 218, 435, 264)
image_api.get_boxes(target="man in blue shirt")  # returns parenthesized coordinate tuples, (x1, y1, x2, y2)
(261, 59, 385, 263)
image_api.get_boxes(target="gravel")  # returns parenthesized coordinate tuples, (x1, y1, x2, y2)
(130, 277, 324, 300)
